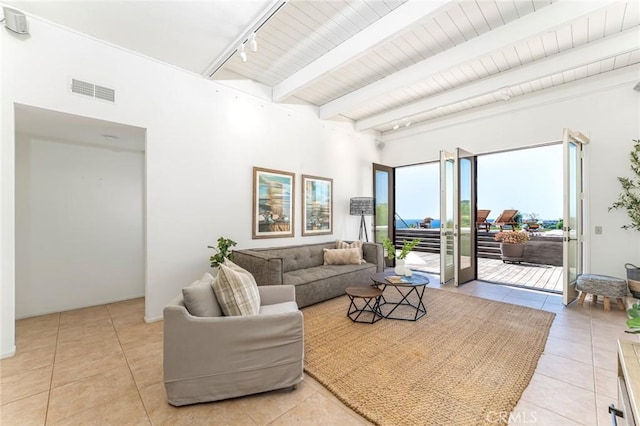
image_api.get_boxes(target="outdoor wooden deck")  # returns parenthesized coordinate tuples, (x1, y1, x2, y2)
(403, 251, 562, 293)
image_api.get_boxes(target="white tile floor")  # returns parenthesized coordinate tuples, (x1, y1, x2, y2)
(1, 278, 633, 425)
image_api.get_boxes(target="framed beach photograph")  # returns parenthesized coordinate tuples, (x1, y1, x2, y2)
(302, 175, 333, 236)
(253, 167, 295, 239)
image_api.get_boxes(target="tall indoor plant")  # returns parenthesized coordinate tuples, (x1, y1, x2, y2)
(494, 230, 530, 264)
(609, 139, 640, 231)
(609, 139, 640, 294)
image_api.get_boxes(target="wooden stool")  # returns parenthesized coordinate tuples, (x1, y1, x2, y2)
(576, 274, 627, 311)
(346, 286, 383, 324)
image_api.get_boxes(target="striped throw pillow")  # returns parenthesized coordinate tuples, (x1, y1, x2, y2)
(336, 240, 365, 264)
(211, 260, 261, 316)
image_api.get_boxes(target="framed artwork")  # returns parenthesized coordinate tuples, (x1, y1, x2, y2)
(302, 175, 333, 236)
(253, 167, 295, 239)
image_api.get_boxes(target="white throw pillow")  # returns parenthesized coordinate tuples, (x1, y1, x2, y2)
(211, 260, 261, 316)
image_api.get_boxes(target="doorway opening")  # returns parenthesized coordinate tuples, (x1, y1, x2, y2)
(390, 143, 564, 293)
(14, 104, 147, 319)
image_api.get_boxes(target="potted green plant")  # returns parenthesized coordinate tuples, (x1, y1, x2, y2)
(494, 230, 530, 264)
(382, 237, 420, 275)
(208, 237, 237, 268)
(609, 139, 640, 231)
(609, 139, 640, 294)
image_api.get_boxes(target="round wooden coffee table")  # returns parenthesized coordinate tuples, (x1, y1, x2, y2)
(345, 286, 383, 324)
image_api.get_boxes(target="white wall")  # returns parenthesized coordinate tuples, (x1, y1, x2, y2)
(15, 135, 145, 318)
(380, 74, 640, 278)
(0, 14, 378, 356)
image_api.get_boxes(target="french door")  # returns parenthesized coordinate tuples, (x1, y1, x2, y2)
(562, 129, 589, 305)
(440, 148, 477, 286)
(373, 164, 394, 264)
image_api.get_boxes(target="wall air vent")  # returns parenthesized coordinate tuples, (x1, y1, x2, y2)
(70, 79, 115, 102)
(95, 85, 115, 102)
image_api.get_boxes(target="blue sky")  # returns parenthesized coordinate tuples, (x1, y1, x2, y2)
(395, 145, 563, 221)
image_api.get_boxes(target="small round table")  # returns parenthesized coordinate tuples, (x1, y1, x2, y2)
(370, 272, 430, 321)
(345, 286, 384, 324)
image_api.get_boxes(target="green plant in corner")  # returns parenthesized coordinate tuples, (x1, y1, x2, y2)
(208, 237, 237, 268)
(609, 139, 640, 231)
(381, 237, 420, 260)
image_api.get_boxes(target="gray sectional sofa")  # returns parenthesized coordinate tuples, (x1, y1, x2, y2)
(232, 241, 384, 308)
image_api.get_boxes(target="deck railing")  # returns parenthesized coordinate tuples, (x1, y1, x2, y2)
(393, 228, 562, 265)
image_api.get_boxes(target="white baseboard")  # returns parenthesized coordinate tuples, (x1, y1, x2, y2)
(144, 315, 162, 323)
(1, 346, 16, 359)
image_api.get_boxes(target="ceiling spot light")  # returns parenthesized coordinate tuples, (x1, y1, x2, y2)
(238, 44, 247, 63)
(392, 121, 399, 130)
(249, 33, 258, 53)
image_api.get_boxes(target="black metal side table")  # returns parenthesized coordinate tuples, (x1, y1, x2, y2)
(345, 286, 383, 324)
(370, 272, 429, 321)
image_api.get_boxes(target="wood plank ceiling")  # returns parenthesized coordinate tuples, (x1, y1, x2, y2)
(212, 0, 640, 135)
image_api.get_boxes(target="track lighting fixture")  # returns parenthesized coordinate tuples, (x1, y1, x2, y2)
(239, 44, 247, 63)
(249, 33, 258, 53)
(390, 117, 411, 131)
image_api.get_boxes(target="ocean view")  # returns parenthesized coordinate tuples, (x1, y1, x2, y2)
(395, 218, 560, 229)
(396, 219, 441, 229)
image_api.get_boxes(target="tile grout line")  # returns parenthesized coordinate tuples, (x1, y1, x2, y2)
(518, 399, 589, 426)
(263, 389, 319, 426)
(43, 313, 61, 426)
(105, 304, 153, 425)
(589, 305, 605, 424)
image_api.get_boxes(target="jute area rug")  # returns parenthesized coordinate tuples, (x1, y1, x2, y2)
(302, 287, 555, 426)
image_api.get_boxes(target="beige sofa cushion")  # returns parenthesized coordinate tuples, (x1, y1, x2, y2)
(212, 260, 261, 316)
(323, 247, 362, 265)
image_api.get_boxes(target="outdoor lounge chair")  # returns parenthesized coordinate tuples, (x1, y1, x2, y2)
(418, 217, 433, 229)
(493, 209, 519, 231)
(476, 209, 491, 232)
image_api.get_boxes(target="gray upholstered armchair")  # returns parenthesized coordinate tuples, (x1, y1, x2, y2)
(163, 284, 304, 406)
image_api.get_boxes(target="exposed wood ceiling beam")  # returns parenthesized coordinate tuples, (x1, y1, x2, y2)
(319, 0, 618, 120)
(271, 0, 452, 102)
(356, 27, 640, 131)
(380, 64, 640, 142)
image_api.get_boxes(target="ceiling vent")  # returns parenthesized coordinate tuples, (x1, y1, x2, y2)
(70, 78, 115, 102)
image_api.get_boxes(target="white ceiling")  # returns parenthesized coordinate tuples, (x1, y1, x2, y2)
(4, 0, 275, 74)
(6, 0, 640, 137)
(14, 104, 146, 152)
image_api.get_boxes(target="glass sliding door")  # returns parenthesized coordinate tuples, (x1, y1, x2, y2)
(373, 164, 394, 263)
(562, 129, 588, 305)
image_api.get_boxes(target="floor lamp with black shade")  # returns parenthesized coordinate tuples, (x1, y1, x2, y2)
(350, 197, 374, 242)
